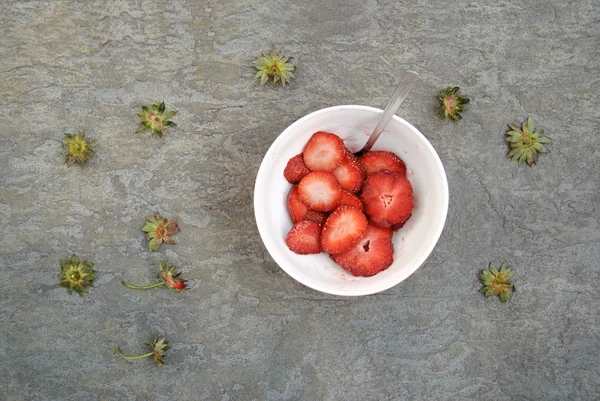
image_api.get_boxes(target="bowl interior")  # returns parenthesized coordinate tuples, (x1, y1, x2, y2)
(254, 105, 448, 296)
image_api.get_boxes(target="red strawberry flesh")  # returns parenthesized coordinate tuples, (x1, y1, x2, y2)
(360, 150, 406, 176)
(298, 171, 341, 212)
(284, 153, 311, 184)
(360, 171, 413, 227)
(287, 185, 308, 224)
(321, 206, 368, 254)
(330, 224, 394, 277)
(305, 210, 328, 225)
(338, 190, 363, 210)
(332, 151, 366, 193)
(283, 133, 416, 278)
(286, 221, 322, 255)
(390, 214, 411, 231)
(303, 132, 345, 172)
(288, 186, 329, 225)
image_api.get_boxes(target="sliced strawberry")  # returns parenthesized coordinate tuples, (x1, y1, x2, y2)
(332, 151, 366, 193)
(287, 186, 329, 225)
(321, 206, 368, 254)
(302, 132, 345, 172)
(287, 185, 308, 223)
(297, 171, 341, 212)
(338, 190, 363, 210)
(331, 224, 394, 277)
(305, 210, 328, 225)
(369, 215, 411, 229)
(360, 171, 413, 227)
(390, 214, 411, 231)
(286, 221, 322, 255)
(284, 153, 310, 184)
(360, 150, 406, 176)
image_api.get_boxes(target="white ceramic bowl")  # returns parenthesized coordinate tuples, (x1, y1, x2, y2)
(254, 105, 449, 296)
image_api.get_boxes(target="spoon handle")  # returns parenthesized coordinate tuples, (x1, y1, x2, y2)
(354, 70, 419, 156)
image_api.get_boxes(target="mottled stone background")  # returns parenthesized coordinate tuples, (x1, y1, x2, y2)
(1, 0, 599, 400)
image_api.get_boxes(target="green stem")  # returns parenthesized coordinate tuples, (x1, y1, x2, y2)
(121, 281, 165, 290)
(113, 346, 155, 361)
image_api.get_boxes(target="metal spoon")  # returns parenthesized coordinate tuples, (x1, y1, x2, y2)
(354, 70, 420, 157)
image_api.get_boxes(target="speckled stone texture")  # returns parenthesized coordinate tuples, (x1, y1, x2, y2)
(1, 0, 599, 400)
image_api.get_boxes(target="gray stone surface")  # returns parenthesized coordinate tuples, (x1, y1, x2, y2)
(1, 0, 599, 400)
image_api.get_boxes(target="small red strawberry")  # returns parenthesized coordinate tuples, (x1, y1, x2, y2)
(332, 151, 366, 193)
(321, 206, 368, 254)
(284, 153, 311, 184)
(286, 220, 322, 255)
(330, 224, 394, 277)
(359, 150, 406, 176)
(360, 171, 413, 227)
(122, 261, 189, 293)
(297, 171, 341, 212)
(287, 186, 308, 223)
(305, 210, 328, 225)
(302, 132, 345, 172)
(338, 190, 363, 210)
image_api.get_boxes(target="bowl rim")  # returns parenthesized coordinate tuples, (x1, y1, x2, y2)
(254, 105, 449, 296)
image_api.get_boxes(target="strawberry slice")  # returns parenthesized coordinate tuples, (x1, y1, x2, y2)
(360, 150, 406, 176)
(287, 186, 329, 225)
(338, 190, 363, 210)
(332, 151, 367, 193)
(284, 153, 310, 184)
(286, 221, 322, 255)
(305, 210, 328, 225)
(369, 215, 411, 229)
(298, 171, 341, 212)
(303, 132, 345, 172)
(330, 224, 394, 277)
(287, 185, 308, 223)
(321, 206, 368, 254)
(360, 171, 413, 227)
(390, 214, 411, 231)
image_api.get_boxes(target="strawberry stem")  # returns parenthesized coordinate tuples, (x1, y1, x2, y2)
(121, 281, 165, 290)
(113, 346, 154, 360)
